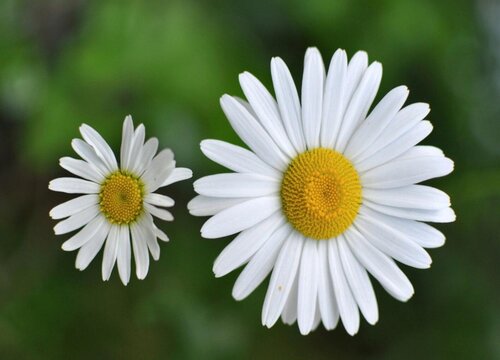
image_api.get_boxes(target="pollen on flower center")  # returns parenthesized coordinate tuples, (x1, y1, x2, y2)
(99, 171, 144, 224)
(280, 148, 362, 240)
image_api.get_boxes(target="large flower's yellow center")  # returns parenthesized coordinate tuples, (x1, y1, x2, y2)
(280, 148, 362, 240)
(99, 172, 144, 224)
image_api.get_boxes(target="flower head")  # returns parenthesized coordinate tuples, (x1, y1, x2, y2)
(189, 48, 454, 335)
(49, 115, 192, 285)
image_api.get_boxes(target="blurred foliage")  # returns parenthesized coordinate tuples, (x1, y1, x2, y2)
(0, 0, 498, 359)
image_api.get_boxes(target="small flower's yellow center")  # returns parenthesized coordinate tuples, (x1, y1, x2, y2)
(99, 172, 144, 224)
(280, 148, 362, 240)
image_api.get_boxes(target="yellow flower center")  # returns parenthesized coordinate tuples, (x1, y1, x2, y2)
(280, 148, 362, 240)
(99, 172, 144, 224)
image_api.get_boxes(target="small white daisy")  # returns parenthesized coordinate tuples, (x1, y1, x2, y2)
(49, 115, 192, 285)
(189, 48, 455, 335)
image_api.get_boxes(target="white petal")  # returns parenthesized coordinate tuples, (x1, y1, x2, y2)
(301, 47, 325, 148)
(130, 219, 150, 280)
(71, 139, 109, 176)
(356, 208, 432, 268)
(142, 149, 175, 193)
(355, 120, 433, 172)
(200, 196, 281, 239)
(297, 239, 320, 335)
(50, 194, 99, 220)
(102, 225, 120, 281)
(363, 185, 450, 210)
(187, 195, 247, 216)
(145, 193, 175, 208)
(213, 212, 284, 277)
(365, 201, 456, 223)
(316, 240, 340, 330)
(61, 215, 106, 251)
(321, 49, 348, 148)
(361, 155, 454, 189)
(154, 225, 169, 242)
(127, 124, 146, 173)
(328, 239, 360, 336)
(239, 72, 296, 158)
(358, 103, 430, 162)
(271, 57, 306, 153)
(345, 86, 408, 159)
(220, 95, 289, 171)
(75, 220, 111, 270)
(162, 167, 193, 186)
(49, 177, 100, 194)
(135, 137, 159, 175)
(345, 226, 414, 301)
(262, 231, 304, 327)
(117, 225, 131, 285)
(142, 213, 160, 261)
(194, 173, 279, 198)
(59, 157, 104, 183)
(344, 51, 369, 106)
(398, 145, 444, 159)
(200, 140, 280, 178)
(80, 124, 118, 172)
(335, 61, 383, 152)
(120, 115, 134, 170)
(53, 205, 99, 235)
(144, 203, 173, 222)
(232, 222, 290, 300)
(337, 235, 378, 324)
(281, 274, 298, 325)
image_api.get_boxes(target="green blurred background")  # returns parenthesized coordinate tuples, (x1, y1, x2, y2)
(0, 0, 498, 359)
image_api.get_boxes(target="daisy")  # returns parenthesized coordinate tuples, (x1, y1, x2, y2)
(188, 48, 455, 335)
(49, 115, 192, 285)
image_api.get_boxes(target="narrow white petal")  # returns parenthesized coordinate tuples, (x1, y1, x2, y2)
(398, 145, 444, 159)
(213, 213, 283, 277)
(311, 305, 322, 332)
(321, 49, 348, 148)
(142, 149, 175, 193)
(262, 231, 304, 327)
(120, 115, 134, 170)
(61, 215, 106, 251)
(328, 239, 360, 336)
(281, 274, 299, 325)
(75, 220, 111, 270)
(335, 62, 383, 152)
(53, 205, 99, 235)
(142, 213, 160, 261)
(345, 226, 414, 301)
(358, 103, 430, 162)
(130, 220, 150, 280)
(200, 196, 281, 239)
(345, 86, 409, 159)
(187, 195, 247, 216)
(271, 57, 306, 152)
(144, 203, 173, 222)
(317, 240, 340, 330)
(50, 194, 99, 220)
(71, 139, 109, 176)
(365, 201, 456, 223)
(80, 124, 118, 172)
(297, 239, 320, 335)
(344, 51, 369, 106)
(59, 157, 104, 183)
(127, 124, 146, 173)
(102, 225, 120, 281)
(117, 225, 131, 285)
(355, 121, 433, 172)
(154, 225, 169, 242)
(49, 177, 100, 194)
(239, 72, 296, 157)
(145, 193, 175, 208)
(200, 140, 280, 178)
(361, 156, 454, 189)
(220, 95, 289, 171)
(194, 173, 279, 198)
(135, 137, 159, 175)
(338, 235, 378, 324)
(162, 167, 193, 186)
(301, 48, 325, 148)
(363, 185, 450, 210)
(232, 222, 290, 300)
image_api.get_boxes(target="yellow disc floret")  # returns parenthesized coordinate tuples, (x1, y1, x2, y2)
(99, 171, 144, 224)
(280, 148, 362, 240)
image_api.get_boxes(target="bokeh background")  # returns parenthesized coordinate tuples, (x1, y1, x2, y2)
(0, 0, 499, 359)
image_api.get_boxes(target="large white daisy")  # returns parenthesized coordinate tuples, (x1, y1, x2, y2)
(188, 48, 455, 335)
(49, 115, 192, 285)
